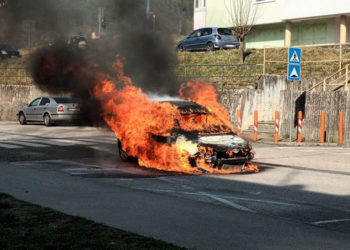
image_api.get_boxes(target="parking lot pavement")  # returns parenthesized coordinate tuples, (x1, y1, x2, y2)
(1, 122, 350, 249)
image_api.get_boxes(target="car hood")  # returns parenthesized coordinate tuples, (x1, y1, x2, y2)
(197, 134, 249, 151)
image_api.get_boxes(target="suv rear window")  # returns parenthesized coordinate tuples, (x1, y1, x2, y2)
(53, 97, 75, 104)
(218, 28, 233, 36)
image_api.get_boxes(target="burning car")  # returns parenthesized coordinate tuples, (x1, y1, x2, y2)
(117, 99, 254, 173)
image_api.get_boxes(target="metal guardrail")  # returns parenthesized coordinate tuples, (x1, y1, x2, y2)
(308, 64, 350, 91)
(177, 64, 257, 89)
(0, 67, 32, 85)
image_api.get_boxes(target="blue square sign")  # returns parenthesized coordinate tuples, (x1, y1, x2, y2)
(287, 64, 301, 81)
(288, 48, 302, 64)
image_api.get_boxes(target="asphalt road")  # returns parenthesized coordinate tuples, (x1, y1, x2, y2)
(0, 121, 350, 249)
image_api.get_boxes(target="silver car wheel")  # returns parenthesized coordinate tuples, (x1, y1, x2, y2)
(19, 113, 26, 125)
(206, 42, 214, 52)
(44, 114, 52, 126)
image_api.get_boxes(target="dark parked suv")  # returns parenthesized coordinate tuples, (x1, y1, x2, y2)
(177, 27, 239, 52)
(0, 44, 21, 58)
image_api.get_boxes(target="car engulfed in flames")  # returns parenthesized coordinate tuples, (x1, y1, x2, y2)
(117, 99, 255, 173)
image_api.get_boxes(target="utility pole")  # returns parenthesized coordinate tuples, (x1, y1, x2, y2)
(98, 7, 105, 34)
(146, 0, 150, 19)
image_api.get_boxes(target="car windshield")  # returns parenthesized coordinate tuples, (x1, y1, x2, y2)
(218, 28, 233, 36)
(53, 97, 76, 104)
(165, 101, 232, 135)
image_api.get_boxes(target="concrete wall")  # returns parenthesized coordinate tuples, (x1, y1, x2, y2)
(0, 85, 47, 121)
(219, 75, 350, 145)
(2, 81, 349, 145)
(279, 91, 350, 144)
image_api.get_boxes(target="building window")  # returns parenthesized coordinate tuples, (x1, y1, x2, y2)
(195, 0, 206, 8)
(253, 0, 275, 4)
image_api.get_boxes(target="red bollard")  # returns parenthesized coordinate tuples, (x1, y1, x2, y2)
(274, 111, 279, 143)
(297, 111, 302, 143)
(237, 109, 241, 136)
(253, 110, 258, 141)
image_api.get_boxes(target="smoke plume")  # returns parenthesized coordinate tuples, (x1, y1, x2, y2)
(21, 0, 185, 125)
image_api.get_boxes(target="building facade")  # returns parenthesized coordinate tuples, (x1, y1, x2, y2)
(193, 0, 350, 48)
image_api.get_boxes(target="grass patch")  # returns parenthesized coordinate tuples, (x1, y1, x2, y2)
(0, 192, 183, 249)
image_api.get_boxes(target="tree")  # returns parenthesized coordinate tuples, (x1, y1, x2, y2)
(225, 0, 257, 63)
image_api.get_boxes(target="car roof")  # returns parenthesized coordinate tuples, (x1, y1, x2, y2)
(160, 100, 209, 114)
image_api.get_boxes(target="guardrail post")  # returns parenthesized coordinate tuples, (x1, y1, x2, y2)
(323, 79, 326, 92)
(221, 66, 224, 90)
(320, 111, 325, 143)
(339, 111, 343, 145)
(339, 43, 342, 71)
(274, 111, 279, 143)
(297, 111, 303, 143)
(237, 109, 241, 136)
(263, 46, 266, 75)
(346, 65, 349, 91)
(253, 110, 258, 141)
(254, 64, 257, 89)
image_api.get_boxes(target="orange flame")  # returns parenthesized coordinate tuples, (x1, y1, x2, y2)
(92, 60, 258, 174)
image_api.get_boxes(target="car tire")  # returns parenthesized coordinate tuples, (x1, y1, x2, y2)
(43, 113, 52, 126)
(177, 44, 184, 52)
(117, 140, 136, 162)
(19, 113, 27, 125)
(206, 42, 214, 52)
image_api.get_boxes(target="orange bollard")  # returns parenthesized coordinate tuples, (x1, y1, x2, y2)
(237, 109, 241, 136)
(297, 111, 303, 143)
(274, 111, 279, 143)
(253, 110, 258, 141)
(320, 111, 325, 143)
(339, 112, 343, 144)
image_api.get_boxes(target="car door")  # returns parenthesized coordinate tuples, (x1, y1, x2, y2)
(25, 97, 41, 121)
(197, 28, 212, 49)
(183, 29, 201, 50)
(37, 97, 51, 121)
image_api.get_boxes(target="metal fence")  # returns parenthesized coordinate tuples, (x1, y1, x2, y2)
(177, 64, 257, 89)
(0, 68, 32, 85)
(261, 43, 350, 77)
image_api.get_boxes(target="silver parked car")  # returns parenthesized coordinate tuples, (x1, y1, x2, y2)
(17, 96, 79, 126)
(177, 27, 239, 52)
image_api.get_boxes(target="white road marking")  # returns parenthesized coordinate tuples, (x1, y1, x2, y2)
(0, 142, 23, 149)
(9, 141, 48, 147)
(200, 192, 255, 213)
(311, 218, 350, 225)
(77, 138, 116, 144)
(53, 139, 95, 145)
(27, 140, 71, 146)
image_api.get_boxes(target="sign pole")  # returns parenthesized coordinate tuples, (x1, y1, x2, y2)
(287, 47, 301, 142)
(289, 81, 293, 142)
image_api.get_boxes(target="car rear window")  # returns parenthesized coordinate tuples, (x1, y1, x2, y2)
(53, 97, 76, 104)
(218, 28, 233, 36)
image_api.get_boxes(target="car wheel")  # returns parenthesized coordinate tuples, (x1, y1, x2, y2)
(177, 44, 184, 52)
(19, 113, 27, 125)
(118, 146, 130, 161)
(206, 42, 214, 52)
(43, 113, 52, 126)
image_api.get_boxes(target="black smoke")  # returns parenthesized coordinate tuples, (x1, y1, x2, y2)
(16, 0, 190, 125)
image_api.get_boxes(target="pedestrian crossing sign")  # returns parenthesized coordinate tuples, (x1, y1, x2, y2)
(288, 48, 302, 64)
(287, 64, 301, 81)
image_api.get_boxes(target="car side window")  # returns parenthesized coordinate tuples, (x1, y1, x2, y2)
(29, 98, 41, 107)
(189, 30, 201, 38)
(201, 28, 212, 36)
(39, 97, 50, 106)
